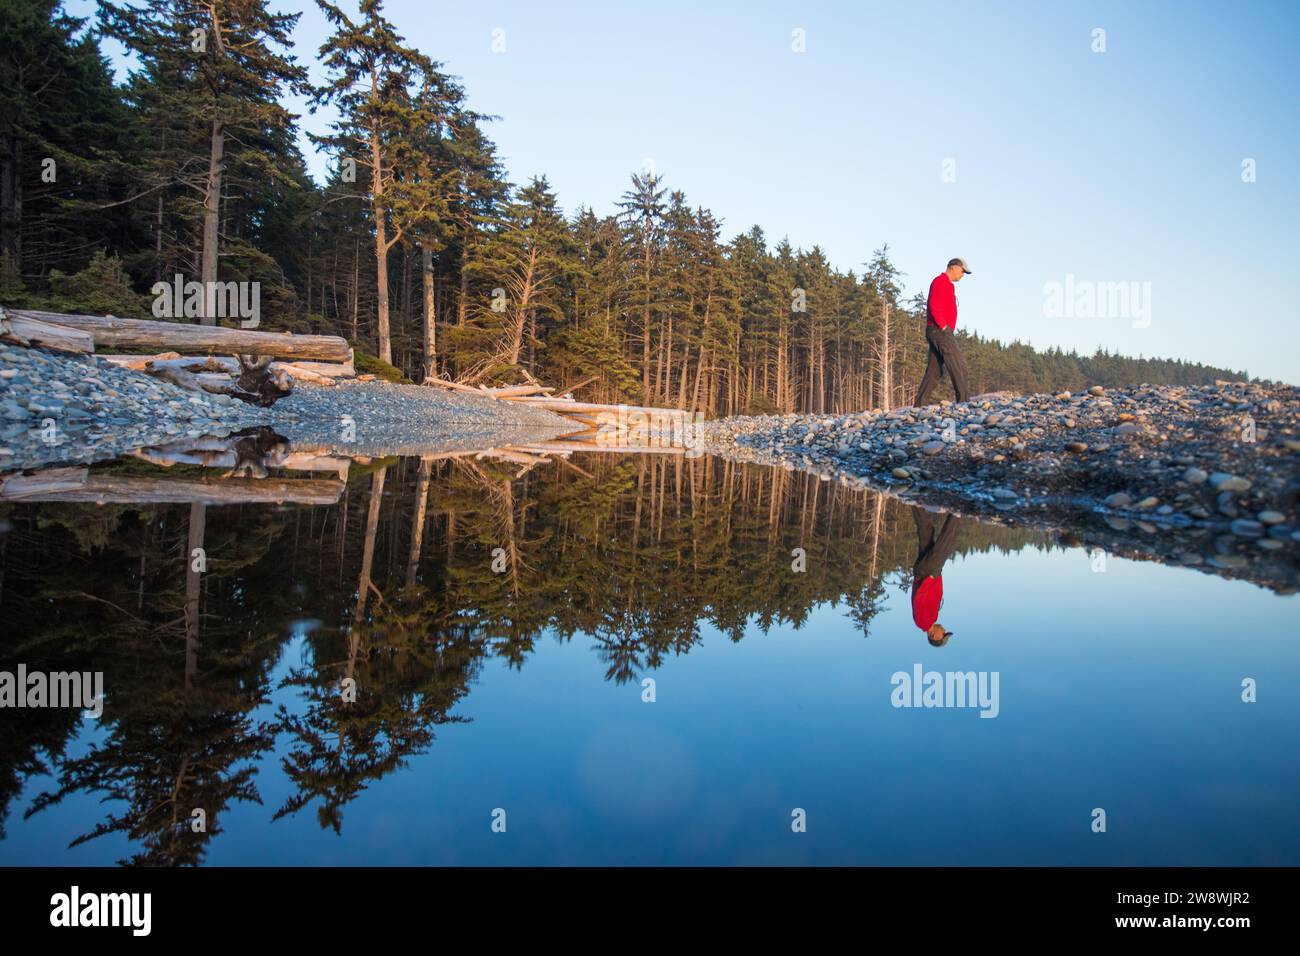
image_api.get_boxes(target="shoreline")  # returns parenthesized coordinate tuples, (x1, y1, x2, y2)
(697, 382, 1300, 593)
(0, 343, 576, 470)
(5, 342, 1299, 591)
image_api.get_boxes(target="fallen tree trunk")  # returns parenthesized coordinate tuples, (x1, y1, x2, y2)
(0, 310, 96, 353)
(97, 352, 183, 370)
(6, 309, 350, 361)
(101, 353, 351, 385)
(425, 377, 483, 394)
(486, 384, 554, 398)
(555, 376, 598, 398)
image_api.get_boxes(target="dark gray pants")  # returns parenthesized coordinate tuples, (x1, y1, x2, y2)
(914, 323, 970, 406)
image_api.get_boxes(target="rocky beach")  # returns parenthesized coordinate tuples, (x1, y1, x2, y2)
(4, 340, 1298, 592)
(698, 381, 1300, 592)
(0, 342, 574, 469)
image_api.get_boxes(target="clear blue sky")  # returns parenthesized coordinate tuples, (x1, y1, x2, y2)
(72, 0, 1300, 382)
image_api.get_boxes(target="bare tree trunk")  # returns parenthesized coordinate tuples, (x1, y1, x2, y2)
(351, 241, 359, 340)
(641, 222, 652, 401)
(457, 238, 469, 327)
(0, 130, 20, 265)
(368, 65, 393, 364)
(878, 301, 893, 412)
(371, 147, 392, 363)
(200, 118, 224, 326)
(422, 246, 436, 382)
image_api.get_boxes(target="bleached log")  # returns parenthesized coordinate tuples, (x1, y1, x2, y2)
(425, 377, 484, 394)
(486, 384, 554, 398)
(0, 312, 96, 353)
(554, 376, 598, 398)
(7, 309, 350, 361)
(99, 352, 183, 370)
(104, 353, 349, 384)
(281, 358, 354, 378)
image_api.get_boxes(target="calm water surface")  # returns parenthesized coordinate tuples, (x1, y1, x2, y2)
(0, 447, 1296, 865)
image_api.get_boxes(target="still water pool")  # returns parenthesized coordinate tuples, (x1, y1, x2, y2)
(1, 450, 1295, 865)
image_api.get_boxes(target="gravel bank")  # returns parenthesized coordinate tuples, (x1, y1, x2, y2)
(266, 378, 576, 456)
(698, 382, 1300, 592)
(0, 344, 575, 470)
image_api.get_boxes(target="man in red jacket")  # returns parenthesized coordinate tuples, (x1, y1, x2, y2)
(913, 257, 972, 406)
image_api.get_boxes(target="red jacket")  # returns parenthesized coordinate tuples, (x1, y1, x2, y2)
(927, 273, 957, 330)
(912, 576, 942, 630)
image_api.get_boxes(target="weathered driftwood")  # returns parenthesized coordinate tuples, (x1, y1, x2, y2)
(279, 356, 355, 378)
(555, 376, 598, 398)
(486, 384, 554, 398)
(0, 468, 344, 505)
(98, 351, 183, 370)
(426, 377, 483, 394)
(6, 309, 350, 361)
(143, 353, 292, 407)
(0, 310, 96, 353)
(101, 353, 351, 386)
(422, 375, 696, 432)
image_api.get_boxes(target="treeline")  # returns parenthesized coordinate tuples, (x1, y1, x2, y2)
(1, 0, 1250, 415)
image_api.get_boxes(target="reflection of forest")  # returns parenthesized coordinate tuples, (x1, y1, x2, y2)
(0, 452, 1047, 862)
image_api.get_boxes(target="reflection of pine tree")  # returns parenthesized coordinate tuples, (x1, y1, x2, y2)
(5, 495, 287, 863)
(273, 462, 475, 832)
(27, 695, 273, 866)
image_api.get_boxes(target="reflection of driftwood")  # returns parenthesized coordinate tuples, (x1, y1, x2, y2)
(0, 467, 88, 497)
(512, 441, 685, 455)
(0, 467, 344, 505)
(4, 309, 350, 361)
(131, 431, 351, 480)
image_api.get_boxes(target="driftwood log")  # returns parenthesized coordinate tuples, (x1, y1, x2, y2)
(4, 309, 350, 361)
(0, 309, 95, 353)
(144, 353, 292, 406)
(101, 353, 352, 385)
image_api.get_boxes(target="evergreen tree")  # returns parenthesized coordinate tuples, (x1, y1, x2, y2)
(311, 0, 438, 363)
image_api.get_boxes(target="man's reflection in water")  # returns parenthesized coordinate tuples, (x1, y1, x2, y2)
(910, 506, 965, 648)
